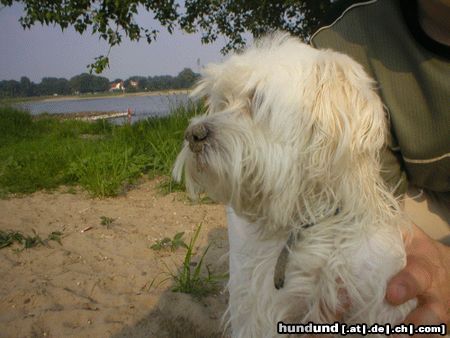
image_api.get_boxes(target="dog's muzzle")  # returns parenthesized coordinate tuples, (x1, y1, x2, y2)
(185, 123, 210, 153)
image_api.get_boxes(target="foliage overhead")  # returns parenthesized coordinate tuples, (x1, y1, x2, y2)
(1, 0, 334, 72)
(181, 1, 334, 53)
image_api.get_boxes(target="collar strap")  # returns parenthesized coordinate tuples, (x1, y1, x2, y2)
(273, 208, 340, 289)
(274, 231, 298, 289)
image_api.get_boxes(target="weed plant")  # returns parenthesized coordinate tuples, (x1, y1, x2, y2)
(170, 224, 222, 298)
(151, 231, 188, 251)
(0, 229, 63, 250)
(0, 104, 203, 197)
(100, 216, 115, 229)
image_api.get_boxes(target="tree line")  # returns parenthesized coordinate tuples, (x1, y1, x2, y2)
(0, 68, 199, 98)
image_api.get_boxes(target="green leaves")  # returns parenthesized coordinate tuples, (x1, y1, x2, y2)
(1, 0, 179, 71)
(151, 232, 188, 251)
(181, 0, 334, 53)
(1, 0, 334, 72)
(100, 216, 115, 229)
(88, 55, 110, 74)
(0, 229, 63, 250)
(172, 231, 188, 250)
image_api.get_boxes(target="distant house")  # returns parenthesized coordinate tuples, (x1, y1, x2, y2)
(129, 80, 139, 88)
(110, 81, 125, 92)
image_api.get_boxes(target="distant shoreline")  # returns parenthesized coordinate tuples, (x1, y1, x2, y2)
(0, 89, 191, 105)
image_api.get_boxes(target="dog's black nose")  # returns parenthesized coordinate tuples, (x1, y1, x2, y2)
(185, 123, 209, 153)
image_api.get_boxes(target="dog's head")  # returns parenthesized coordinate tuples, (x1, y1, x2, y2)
(174, 33, 387, 233)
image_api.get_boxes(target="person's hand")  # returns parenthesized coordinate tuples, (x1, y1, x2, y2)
(386, 224, 450, 325)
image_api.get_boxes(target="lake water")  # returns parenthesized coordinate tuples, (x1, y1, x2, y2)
(17, 93, 190, 123)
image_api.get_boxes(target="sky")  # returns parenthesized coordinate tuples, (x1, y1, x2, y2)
(0, 4, 228, 82)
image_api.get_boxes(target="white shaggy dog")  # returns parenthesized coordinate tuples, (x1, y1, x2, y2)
(173, 34, 416, 337)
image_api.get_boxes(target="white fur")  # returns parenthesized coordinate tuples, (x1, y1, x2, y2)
(173, 33, 416, 337)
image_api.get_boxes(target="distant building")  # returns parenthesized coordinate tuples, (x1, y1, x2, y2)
(110, 81, 125, 92)
(129, 80, 139, 88)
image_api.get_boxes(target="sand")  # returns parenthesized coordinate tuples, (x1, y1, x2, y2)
(36, 90, 190, 104)
(0, 178, 229, 338)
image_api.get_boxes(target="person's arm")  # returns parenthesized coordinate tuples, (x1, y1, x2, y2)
(386, 0, 450, 324)
(386, 224, 450, 325)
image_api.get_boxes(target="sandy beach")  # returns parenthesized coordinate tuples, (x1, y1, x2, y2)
(0, 178, 229, 337)
(37, 90, 190, 103)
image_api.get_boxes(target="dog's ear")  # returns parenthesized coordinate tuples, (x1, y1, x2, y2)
(307, 51, 387, 172)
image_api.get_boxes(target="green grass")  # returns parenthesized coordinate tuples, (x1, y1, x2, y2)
(170, 224, 222, 298)
(0, 104, 202, 197)
(147, 224, 224, 298)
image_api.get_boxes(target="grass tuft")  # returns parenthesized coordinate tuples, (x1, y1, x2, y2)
(147, 224, 224, 298)
(170, 224, 223, 298)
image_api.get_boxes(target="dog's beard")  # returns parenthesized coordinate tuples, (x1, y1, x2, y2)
(173, 115, 327, 234)
(174, 115, 251, 206)
(174, 114, 272, 222)
(173, 139, 233, 203)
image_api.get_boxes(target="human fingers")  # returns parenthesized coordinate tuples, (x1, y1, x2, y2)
(403, 295, 447, 325)
(386, 255, 434, 306)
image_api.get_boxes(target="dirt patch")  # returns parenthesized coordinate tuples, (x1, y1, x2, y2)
(0, 178, 229, 337)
